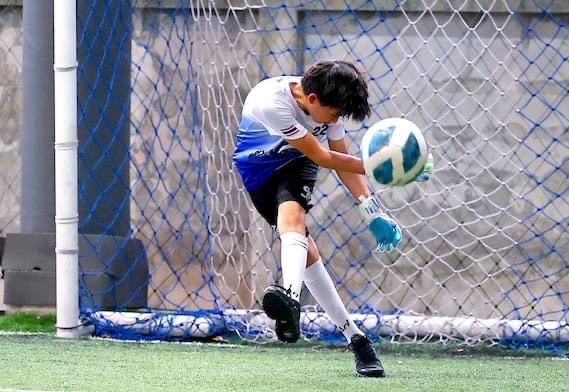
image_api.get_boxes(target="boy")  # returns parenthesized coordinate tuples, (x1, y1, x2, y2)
(233, 60, 426, 377)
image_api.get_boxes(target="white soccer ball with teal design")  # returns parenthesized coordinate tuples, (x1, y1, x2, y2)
(361, 118, 428, 186)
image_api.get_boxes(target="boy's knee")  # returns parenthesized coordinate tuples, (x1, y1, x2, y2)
(277, 201, 306, 234)
(306, 235, 321, 267)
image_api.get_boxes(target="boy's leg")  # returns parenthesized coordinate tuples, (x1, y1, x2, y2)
(262, 201, 307, 343)
(304, 235, 385, 378)
(251, 157, 317, 343)
(277, 201, 308, 301)
(304, 235, 363, 340)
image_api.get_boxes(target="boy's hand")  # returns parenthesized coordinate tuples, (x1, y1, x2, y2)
(414, 153, 434, 183)
(358, 194, 402, 253)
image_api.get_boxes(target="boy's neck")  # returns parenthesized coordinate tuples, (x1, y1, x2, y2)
(290, 82, 310, 115)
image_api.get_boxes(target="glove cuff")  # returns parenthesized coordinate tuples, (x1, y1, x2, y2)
(358, 194, 382, 224)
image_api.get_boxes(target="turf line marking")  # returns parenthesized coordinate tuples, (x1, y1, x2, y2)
(0, 331, 52, 336)
(0, 389, 64, 392)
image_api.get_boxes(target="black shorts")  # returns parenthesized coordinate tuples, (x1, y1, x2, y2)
(248, 157, 319, 228)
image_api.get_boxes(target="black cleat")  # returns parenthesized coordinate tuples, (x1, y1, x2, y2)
(349, 334, 385, 378)
(262, 285, 301, 343)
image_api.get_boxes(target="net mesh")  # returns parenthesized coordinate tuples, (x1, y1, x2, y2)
(78, 0, 569, 350)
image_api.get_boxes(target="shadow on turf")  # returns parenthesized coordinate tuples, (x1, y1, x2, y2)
(218, 334, 568, 359)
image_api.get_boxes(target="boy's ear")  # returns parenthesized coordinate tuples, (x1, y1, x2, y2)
(307, 93, 318, 104)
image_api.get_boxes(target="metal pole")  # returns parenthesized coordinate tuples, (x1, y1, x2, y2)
(21, 0, 55, 233)
(54, 0, 80, 337)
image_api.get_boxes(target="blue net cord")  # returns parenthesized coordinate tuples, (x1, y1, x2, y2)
(77, 1, 568, 350)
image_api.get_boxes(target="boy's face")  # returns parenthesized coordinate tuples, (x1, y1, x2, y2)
(306, 93, 341, 124)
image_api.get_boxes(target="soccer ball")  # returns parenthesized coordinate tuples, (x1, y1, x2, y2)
(361, 118, 428, 186)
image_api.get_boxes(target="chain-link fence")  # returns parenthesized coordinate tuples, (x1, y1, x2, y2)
(0, 1, 22, 236)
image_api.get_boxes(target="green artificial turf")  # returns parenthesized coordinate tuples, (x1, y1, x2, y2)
(0, 334, 567, 392)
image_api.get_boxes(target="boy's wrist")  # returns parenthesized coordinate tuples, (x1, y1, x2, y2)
(357, 195, 368, 204)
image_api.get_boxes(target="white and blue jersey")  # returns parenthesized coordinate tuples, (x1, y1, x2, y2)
(233, 76, 345, 192)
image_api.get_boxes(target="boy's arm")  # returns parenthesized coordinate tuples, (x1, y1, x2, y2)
(254, 100, 364, 174)
(327, 138, 370, 199)
(286, 133, 365, 175)
(329, 137, 402, 253)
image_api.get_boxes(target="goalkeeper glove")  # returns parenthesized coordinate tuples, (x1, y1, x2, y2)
(415, 152, 434, 182)
(358, 194, 402, 253)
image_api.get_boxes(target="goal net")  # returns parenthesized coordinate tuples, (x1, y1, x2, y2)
(77, 0, 568, 349)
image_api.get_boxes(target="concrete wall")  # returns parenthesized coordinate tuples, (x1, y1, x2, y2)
(0, 2, 567, 321)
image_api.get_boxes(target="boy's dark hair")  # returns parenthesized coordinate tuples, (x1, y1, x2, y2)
(301, 60, 371, 122)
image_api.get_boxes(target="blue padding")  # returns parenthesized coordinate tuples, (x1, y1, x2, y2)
(401, 132, 421, 174)
(368, 125, 395, 156)
(373, 159, 394, 184)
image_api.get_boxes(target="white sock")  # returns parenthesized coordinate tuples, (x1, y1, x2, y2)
(280, 231, 308, 301)
(304, 259, 364, 341)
